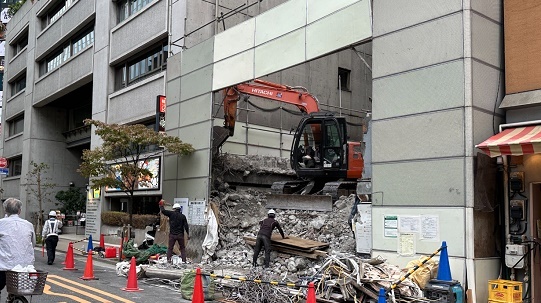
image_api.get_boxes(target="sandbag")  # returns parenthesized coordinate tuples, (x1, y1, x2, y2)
(405, 256, 438, 289)
(180, 270, 215, 301)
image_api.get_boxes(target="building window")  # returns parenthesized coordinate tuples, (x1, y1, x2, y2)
(10, 32, 28, 57)
(115, 43, 168, 90)
(42, 0, 77, 28)
(39, 27, 94, 76)
(8, 115, 24, 137)
(338, 68, 351, 91)
(118, 0, 153, 23)
(10, 73, 26, 97)
(8, 157, 22, 177)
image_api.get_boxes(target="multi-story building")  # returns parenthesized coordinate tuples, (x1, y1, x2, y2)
(0, 0, 371, 236)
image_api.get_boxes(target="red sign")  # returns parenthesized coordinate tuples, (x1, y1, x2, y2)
(156, 95, 166, 132)
(0, 157, 7, 168)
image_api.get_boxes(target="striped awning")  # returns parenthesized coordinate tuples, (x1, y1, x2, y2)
(476, 125, 541, 157)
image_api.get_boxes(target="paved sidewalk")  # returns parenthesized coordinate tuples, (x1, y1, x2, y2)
(54, 232, 122, 264)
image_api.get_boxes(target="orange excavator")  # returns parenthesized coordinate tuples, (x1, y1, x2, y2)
(213, 79, 365, 205)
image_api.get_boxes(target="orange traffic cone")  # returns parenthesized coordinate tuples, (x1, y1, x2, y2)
(122, 256, 142, 291)
(63, 242, 77, 270)
(99, 234, 105, 248)
(80, 250, 96, 280)
(306, 282, 316, 303)
(192, 267, 204, 303)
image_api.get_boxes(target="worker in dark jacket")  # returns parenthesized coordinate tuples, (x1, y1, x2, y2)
(253, 209, 287, 268)
(159, 200, 190, 263)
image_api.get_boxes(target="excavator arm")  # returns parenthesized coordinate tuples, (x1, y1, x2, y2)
(222, 79, 321, 136)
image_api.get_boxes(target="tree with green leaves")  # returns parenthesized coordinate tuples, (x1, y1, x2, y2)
(78, 119, 195, 226)
(55, 187, 86, 215)
(25, 161, 56, 236)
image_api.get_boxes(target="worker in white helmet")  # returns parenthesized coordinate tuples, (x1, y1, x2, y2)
(253, 209, 287, 268)
(42, 210, 63, 265)
(159, 199, 190, 263)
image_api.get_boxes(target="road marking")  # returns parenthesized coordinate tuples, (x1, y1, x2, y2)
(43, 284, 92, 303)
(47, 275, 135, 303)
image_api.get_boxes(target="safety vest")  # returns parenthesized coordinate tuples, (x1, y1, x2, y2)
(46, 219, 60, 237)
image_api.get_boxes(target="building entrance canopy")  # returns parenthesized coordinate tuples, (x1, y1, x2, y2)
(476, 125, 541, 157)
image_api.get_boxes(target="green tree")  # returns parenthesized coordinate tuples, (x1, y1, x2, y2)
(78, 119, 195, 226)
(25, 161, 56, 236)
(55, 187, 86, 215)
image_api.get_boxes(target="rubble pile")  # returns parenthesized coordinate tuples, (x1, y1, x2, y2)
(207, 187, 357, 275)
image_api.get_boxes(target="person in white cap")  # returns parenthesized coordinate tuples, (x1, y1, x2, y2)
(42, 210, 63, 265)
(159, 199, 190, 263)
(253, 209, 287, 268)
(0, 198, 35, 296)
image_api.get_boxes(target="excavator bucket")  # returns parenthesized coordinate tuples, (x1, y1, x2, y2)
(266, 194, 333, 212)
(212, 126, 230, 156)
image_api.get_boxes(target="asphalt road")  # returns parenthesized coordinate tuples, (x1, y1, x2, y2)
(0, 248, 197, 303)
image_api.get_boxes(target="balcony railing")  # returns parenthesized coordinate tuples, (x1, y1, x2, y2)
(62, 124, 91, 147)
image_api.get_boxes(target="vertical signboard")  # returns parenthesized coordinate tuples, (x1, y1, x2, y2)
(155, 95, 166, 132)
(85, 188, 101, 239)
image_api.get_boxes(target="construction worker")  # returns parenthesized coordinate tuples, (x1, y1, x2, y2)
(159, 199, 190, 263)
(0, 198, 36, 297)
(253, 209, 287, 268)
(42, 210, 63, 265)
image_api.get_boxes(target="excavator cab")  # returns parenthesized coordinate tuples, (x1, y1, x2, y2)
(291, 114, 348, 180)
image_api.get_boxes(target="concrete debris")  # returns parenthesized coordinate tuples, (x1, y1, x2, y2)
(207, 187, 357, 275)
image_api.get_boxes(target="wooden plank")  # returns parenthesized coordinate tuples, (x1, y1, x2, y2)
(244, 240, 320, 259)
(244, 237, 329, 256)
(270, 234, 330, 250)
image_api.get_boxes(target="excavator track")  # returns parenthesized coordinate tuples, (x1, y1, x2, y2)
(266, 180, 357, 212)
(321, 181, 358, 201)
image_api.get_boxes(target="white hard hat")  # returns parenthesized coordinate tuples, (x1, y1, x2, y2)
(49, 211, 57, 216)
(268, 209, 276, 215)
(173, 203, 181, 209)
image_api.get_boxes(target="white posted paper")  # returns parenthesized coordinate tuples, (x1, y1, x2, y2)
(420, 215, 439, 241)
(398, 216, 421, 233)
(384, 215, 398, 238)
(398, 233, 416, 256)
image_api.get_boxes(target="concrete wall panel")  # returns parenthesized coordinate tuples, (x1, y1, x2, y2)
(177, 149, 210, 179)
(472, 61, 503, 113)
(214, 19, 255, 61)
(178, 122, 212, 151)
(372, 109, 465, 162)
(255, 29, 305, 78)
(306, 1, 371, 61)
(166, 78, 181, 108)
(181, 65, 213, 102)
(372, 158, 465, 207)
(6, 50, 27, 81)
(181, 38, 214, 76)
(165, 102, 180, 130)
(110, 0, 167, 63)
(373, 61, 465, 120)
(471, 0, 502, 23)
(472, 109, 503, 152)
(108, 74, 165, 124)
(254, 0, 306, 46)
(471, 13, 502, 67)
(373, 0, 461, 36)
(371, 206, 466, 256)
(57, 46, 94, 87)
(212, 50, 254, 90)
(176, 177, 208, 201)
(5, 94, 25, 119)
(373, 13, 463, 78)
(307, 0, 360, 23)
(3, 135, 23, 157)
(163, 155, 178, 180)
(179, 95, 213, 127)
